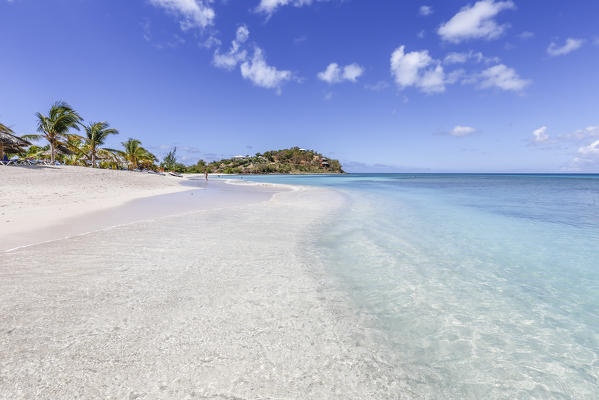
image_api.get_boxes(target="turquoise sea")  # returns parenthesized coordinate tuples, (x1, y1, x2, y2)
(231, 174, 599, 398)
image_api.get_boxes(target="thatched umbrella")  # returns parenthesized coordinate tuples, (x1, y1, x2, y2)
(0, 129, 31, 159)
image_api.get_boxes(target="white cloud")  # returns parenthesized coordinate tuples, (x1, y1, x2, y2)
(419, 5, 433, 16)
(547, 38, 584, 56)
(438, 0, 515, 43)
(578, 140, 599, 157)
(518, 31, 534, 40)
(364, 81, 390, 91)
(560, 125, 599, 140)
(444, 52, 469, 64)
(149, 0, 215, 30)
(318, 63, 364, 84)
(240, 47, 294, 93)
(443, 50, 500, 65)
(567, 128, 599, 170)
(236, 25, 250, 43)
(450, 125, 477, 137)
(256, 0, 327, 15)
(445, 69, 466, 84)
(201, 35, 221, 49)
(390, 45, 446, 93)
(213, 25, 250, 70)
(477, 64, 530, 91)
(317, 64, 341, 83)
(532, 126, 549, 143)
(539, 124, 599, 170)
(343, 64, 364, 82)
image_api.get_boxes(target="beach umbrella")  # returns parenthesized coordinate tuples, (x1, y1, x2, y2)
(0, 129, 31, 159)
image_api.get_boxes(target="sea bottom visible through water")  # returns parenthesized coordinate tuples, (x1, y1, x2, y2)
(227, 174, 599, 399)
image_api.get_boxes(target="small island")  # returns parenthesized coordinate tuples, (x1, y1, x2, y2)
(183, 147, 344, 174)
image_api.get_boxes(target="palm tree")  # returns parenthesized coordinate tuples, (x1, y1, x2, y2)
(32, 101, 82, 163)
(18, 145, 46, 161)
(63, 134, 89, 166)
(84, 121, 119, 167)
(161, 147, 178, 170)
(120, 138, 156, 170)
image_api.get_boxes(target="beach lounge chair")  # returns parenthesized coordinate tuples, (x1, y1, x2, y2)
(1, 159, 18, 166)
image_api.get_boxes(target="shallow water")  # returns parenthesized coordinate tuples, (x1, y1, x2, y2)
(226, 174, 599, 399)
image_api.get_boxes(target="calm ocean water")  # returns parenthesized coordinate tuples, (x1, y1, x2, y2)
(231, 174, 599, 399)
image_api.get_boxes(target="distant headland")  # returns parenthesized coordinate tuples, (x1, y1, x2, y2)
(186, 147, 344, 175)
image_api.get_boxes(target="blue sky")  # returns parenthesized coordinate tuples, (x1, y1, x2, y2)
(1, 0, 598, 172)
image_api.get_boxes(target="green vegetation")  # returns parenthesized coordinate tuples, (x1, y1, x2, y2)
(29, 101, 83, 163)
(204, 148, 343, 174)
(160, 147, 187, 172)
(118, 138, 157, 170)
(2, 102, 343, 174)
(84, 121, 119, 168)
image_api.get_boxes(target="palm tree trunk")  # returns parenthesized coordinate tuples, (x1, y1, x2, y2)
(91, 146, 96, 168)
(50, 142, 55, 163)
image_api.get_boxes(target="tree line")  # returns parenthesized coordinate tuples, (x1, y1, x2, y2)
(2, 101, 343, 174)
(2, 101, 185, 171)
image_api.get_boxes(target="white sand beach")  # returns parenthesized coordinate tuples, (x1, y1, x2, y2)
(0, 166, 192, 237)
(0, 167, 403, 399)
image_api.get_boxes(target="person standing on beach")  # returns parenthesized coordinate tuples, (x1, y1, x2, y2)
(205, 169, 208, 181)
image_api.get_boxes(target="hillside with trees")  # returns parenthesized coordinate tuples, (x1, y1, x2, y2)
(198, 147, 344, 174)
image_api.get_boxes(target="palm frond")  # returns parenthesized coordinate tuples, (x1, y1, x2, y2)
(21, 134, 43, 141)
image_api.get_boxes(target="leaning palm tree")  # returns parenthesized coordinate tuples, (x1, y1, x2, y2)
(32, 101, 82, 163)
(62, 134, 89, 166)
(120, 138, 156, 170)
(84, 121, 119, 167)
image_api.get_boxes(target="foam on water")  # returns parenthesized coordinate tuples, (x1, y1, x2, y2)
(227, 174, 599, 399)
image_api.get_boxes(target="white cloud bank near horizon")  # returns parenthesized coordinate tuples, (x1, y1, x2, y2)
(438, 0, 515, 43)
(578, 140, 599, 157)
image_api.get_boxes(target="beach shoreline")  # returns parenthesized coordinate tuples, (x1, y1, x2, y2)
(0, 167, 403, 399)
(1, 166, 195, 245)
